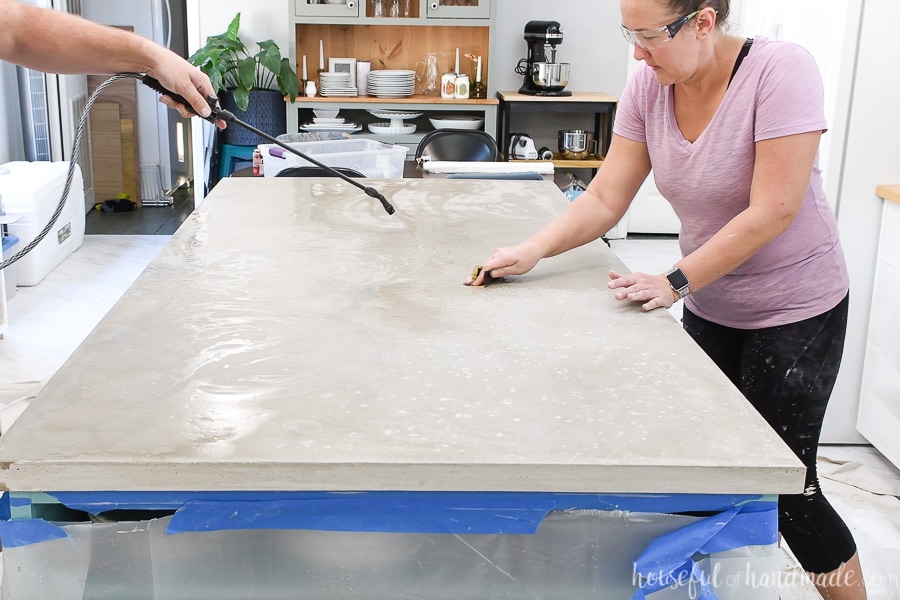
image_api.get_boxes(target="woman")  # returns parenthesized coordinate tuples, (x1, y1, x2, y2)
(468, 1, 866, 598)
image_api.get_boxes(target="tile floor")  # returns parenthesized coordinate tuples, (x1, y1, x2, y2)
(0, 234, 897, 599)
(84, 186, 195, 235)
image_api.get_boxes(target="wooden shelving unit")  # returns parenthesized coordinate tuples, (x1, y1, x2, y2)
(287, 2, 499, 153)
(496, 91, 618, 173)
(292, 95, 496, 106)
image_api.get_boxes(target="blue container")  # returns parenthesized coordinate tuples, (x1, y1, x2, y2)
(2, 233, 19, 254)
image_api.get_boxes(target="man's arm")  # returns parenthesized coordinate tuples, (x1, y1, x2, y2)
(0, 0, 214, 117)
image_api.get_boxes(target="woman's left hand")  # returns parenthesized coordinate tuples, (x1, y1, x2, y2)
(608, 269, 677, 311)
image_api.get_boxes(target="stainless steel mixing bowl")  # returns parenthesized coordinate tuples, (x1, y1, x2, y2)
(531, 62, 570, 91)
(558, 129, 595, 160)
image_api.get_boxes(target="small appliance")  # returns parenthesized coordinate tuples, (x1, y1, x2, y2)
(516, 20, 573, 97)
(508, 133, 538, 160)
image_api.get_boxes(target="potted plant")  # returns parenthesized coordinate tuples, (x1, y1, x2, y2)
(189, 13, 300, 145)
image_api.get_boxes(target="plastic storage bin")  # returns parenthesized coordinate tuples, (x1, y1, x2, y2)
(0, 162, 85, 286)
(260, 139, 408, 178)
(2, 233, 19, 300)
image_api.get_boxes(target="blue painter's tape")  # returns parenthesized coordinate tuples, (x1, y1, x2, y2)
(49, 491, 762, 516)
(44, 491, 768, 536)
(631, 503, 778, 600)
(167, 496, 556, 535)
(0, 518, 68, 549)
(0, 493, 9, 521)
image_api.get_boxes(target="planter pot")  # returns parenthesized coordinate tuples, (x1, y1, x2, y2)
(219, 89, 287, 146)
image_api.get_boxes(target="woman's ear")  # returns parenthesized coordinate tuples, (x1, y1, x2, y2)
(696, 6, 717, 38)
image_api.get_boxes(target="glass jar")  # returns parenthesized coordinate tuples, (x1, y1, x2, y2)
(454, 74, 470, 99)
(441, 72, 457, 99)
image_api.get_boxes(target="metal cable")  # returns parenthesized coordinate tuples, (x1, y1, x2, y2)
(0, 72, 143, 272)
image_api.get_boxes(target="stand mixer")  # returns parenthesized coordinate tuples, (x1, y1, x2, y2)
(516, 20, 572, 97)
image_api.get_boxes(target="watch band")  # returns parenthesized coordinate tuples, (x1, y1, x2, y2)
(665, 267, 690, 299)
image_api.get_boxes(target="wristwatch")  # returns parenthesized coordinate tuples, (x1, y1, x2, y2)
(665, 267, 690, 299)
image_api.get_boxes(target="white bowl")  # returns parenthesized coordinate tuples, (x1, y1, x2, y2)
(313, 109, 340, 119)
(367, 122, 417, 135)
(428, 116, 484, 130)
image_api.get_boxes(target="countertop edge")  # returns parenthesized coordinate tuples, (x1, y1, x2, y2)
(876, 184, 900, 205)
(0, 461, 808, 496)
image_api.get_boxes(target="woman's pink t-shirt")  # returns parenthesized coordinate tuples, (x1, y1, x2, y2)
(613, 36, 849, 328)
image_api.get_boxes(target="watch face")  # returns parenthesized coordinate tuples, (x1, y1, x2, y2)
(666, 268, 689, 290)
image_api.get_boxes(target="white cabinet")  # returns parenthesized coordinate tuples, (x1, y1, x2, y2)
(857, 197, 900, 469)
(295, 1, 361, 19)
(426, 0, 491, 20)
(295, 0, 491, 21)
(0, 259, 6, 338)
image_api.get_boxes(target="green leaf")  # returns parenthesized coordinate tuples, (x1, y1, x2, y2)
(278, 58, 301, 102)
(256, 40, 283, 76)
(226, 13, 241, 42)
(235, 56, 257, 91)
(232, 86, 250, 112)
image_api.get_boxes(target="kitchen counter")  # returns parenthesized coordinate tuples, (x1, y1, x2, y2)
(0, 178, 803, 495)
(876, 184, 900, 204)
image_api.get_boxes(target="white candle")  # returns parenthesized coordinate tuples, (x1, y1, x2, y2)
(319, 40, 324, 70)
(454, 48, 460, 74)
(476, 56, 482, 83)
(302, 55, 308, 80)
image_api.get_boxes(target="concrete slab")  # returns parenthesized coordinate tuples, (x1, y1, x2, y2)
(0, 178, 804, 494)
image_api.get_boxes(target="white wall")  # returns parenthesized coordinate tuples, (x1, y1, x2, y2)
(491, 1, 627, 95)
(825, 0, 900, 445)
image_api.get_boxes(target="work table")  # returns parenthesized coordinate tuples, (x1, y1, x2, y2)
(0, 178, 803, 495)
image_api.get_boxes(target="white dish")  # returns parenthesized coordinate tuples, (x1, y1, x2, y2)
(368, 69, 416, 77)
(428, 116, 485, 130)
(367, 122, 416, 135)
(300, 123, 361, 132)
(366, 109, 422, 121)
(312, 117, 346, 124)
(313, 109, 340, 119)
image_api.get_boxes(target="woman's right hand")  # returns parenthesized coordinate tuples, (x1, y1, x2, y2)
(465, 240, 543, 286)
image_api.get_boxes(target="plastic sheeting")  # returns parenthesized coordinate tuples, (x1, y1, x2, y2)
(0, 509, 780, 600)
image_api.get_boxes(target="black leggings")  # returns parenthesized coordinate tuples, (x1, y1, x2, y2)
(682, 294, 856, 574)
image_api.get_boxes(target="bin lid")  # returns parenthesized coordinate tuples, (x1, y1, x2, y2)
(2, 233, 20, 252)
(0, 162, 76, 211)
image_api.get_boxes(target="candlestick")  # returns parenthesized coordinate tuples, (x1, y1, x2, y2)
(319, 40, 324, 70)
(454, 48, 459, 74)
(302, 55, 308, 80)
(476, 56, 482, 83)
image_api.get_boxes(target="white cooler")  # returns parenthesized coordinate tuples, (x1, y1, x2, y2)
(0, 162, 85, 287)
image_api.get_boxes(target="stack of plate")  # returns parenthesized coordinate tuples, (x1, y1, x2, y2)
(367, 70, 416, 98)
(319, 72, 358, 97)
(299, 111, 362, 133)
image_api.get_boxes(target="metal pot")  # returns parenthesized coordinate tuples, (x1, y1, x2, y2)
(531, 62, 570, 91)
(558, 129, 595, 160)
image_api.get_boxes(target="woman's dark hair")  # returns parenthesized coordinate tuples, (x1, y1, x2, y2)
(663, 0, 730, 26)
